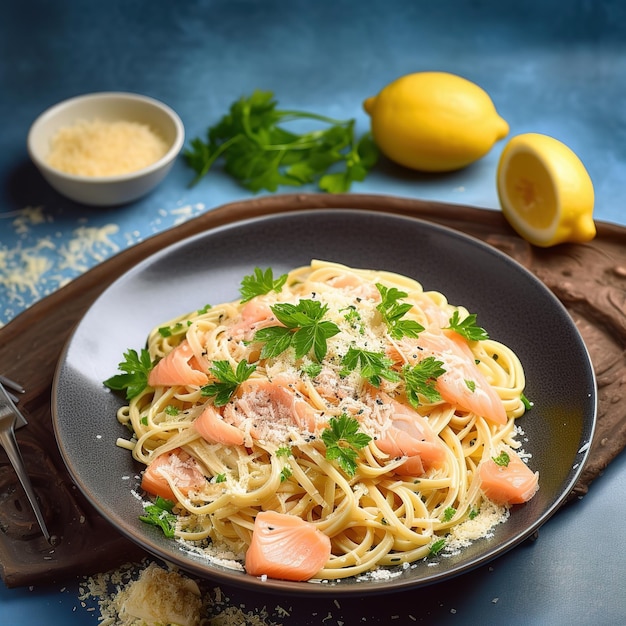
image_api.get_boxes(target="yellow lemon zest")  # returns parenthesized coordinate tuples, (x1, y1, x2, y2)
(497, 133, 596, 247)
(363, 71, 509, 172)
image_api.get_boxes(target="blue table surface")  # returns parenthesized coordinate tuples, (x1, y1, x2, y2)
(1, 1, 625, 624)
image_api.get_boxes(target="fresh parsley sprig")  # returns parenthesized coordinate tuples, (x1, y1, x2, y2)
(376, 283, 424, 340)
(104, 348, 153, 400)
(402, 357, 446, 407)
(239, 267, 288, 303)
(446, 311, 489, 341)
(321, 414, 372, 477)
(254, 299, 340, 361)
(340, 347, 400, 387)
(139, 496, 176, 537)
(201, 359, 256, 406)
(184, 90, 378, 193)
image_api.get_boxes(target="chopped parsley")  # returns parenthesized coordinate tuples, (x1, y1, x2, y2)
(275, 446, 292, 458)
(201, 359, 257, 406)
(442, 507, 456, 522)
(341, 306, 364, 334)
(464, 379, 476, 392)
(521, 393, 533, 410)
(254, 299, 340, 361)
(492, 450, 511, 467)
(158, 322, 185, 337)
(214, 473, 227, 483)
(429, 538, 446, 556)
(446, 311, 489, 341)
(280, 466, 293, 482)
(139, 496, 176, 537)
(103, 348, 153, 400)
(164, 405, 179, 416)
(301, 362, 322, 378)
(239, 267, 288, 303)
(321, 414, 372, 477)
(376, 283, 424, 340)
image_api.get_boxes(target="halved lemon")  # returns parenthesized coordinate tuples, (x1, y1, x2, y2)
(496, 133, 596, 247)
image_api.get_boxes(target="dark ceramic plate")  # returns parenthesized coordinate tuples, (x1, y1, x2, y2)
(52, 209, 596, 596)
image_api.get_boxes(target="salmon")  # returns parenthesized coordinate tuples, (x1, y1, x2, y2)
(229, 300, 279, 341)
(479, 448, 539, 505)
(193, 404, 244, 446)
(225, 378, 318, 436)
(245, 510, 331, 581)
(411, 292, 451, 328)
(375, 394, 447, 476)
(328, 273, 380, 300)
(390, 330, 507, 425)
(141, 448, 206, 503)
(148, 340, 208, 387)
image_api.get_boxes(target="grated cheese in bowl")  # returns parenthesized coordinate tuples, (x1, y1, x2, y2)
(46, 118, 169, 177)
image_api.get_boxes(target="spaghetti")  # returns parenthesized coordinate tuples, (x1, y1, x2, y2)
(112, 260, 538, 581)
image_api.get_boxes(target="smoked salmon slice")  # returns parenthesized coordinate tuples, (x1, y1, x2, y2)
(397, 329, 508, 426)
(245, 511, 331, 581)
(376, 394, 447, 476)
(229, 300, 278, 341)
(148, 340, 208, 387)
(141, 448, 206, 503)
(193, 404, 244, 446)
(479, 448, 539, 505)
(229, 378, 318, 434)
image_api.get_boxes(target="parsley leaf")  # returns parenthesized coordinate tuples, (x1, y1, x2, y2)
(301, 362, 322, 378)
(402, 357, 446, 407)
(239, 267, 288, 303)
(521, 393, 533, 410)
(442, 507, 456, 522)
(254, 299, 340, 361)
(321, 414, 372, 477)
(201, 359, 256, 406)
(446, 311, 489, 341)
(103, 348, 153, 400)
(376, 283, 424, 340)
(139, 496, 176, 537)
(429, 538, 446, 556)
(340, 347, 401, 387)
(185, 90, 378, 193)
(492, 450, 511, 467)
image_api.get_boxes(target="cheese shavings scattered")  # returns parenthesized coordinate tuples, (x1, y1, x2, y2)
(78, 560, 286, 625)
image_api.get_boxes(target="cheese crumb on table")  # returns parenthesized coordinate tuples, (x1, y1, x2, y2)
(79, 560, 285, 625)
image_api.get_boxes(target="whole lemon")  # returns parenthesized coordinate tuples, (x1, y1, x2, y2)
(363, 71, 509, 172)
(497, 133, 595, 247)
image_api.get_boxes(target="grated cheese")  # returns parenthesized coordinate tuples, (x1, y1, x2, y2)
(46, 118, 169, 177)
(78, 559, 286, 625)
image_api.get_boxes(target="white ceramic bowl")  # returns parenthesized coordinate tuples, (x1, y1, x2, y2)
(27, 92, 184, 206)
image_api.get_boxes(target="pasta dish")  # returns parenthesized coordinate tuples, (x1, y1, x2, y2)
(106, 260, 538, 582)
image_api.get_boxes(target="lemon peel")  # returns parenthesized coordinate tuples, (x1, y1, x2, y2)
(363, 71, 509, 172)
(497, 133, 596, 247)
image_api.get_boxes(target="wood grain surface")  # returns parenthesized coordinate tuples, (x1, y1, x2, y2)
(1, 193, 624, 587)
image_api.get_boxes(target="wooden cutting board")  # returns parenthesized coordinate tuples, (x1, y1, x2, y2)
(1, 193, 624, 587)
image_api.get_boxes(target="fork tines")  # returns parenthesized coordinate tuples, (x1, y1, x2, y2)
(0, 375, 25, 403)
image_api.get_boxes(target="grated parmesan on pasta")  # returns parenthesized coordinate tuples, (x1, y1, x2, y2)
(46, 118, 169, 177)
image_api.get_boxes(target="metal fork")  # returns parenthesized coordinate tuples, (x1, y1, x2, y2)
(0, 377, 51, 542)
